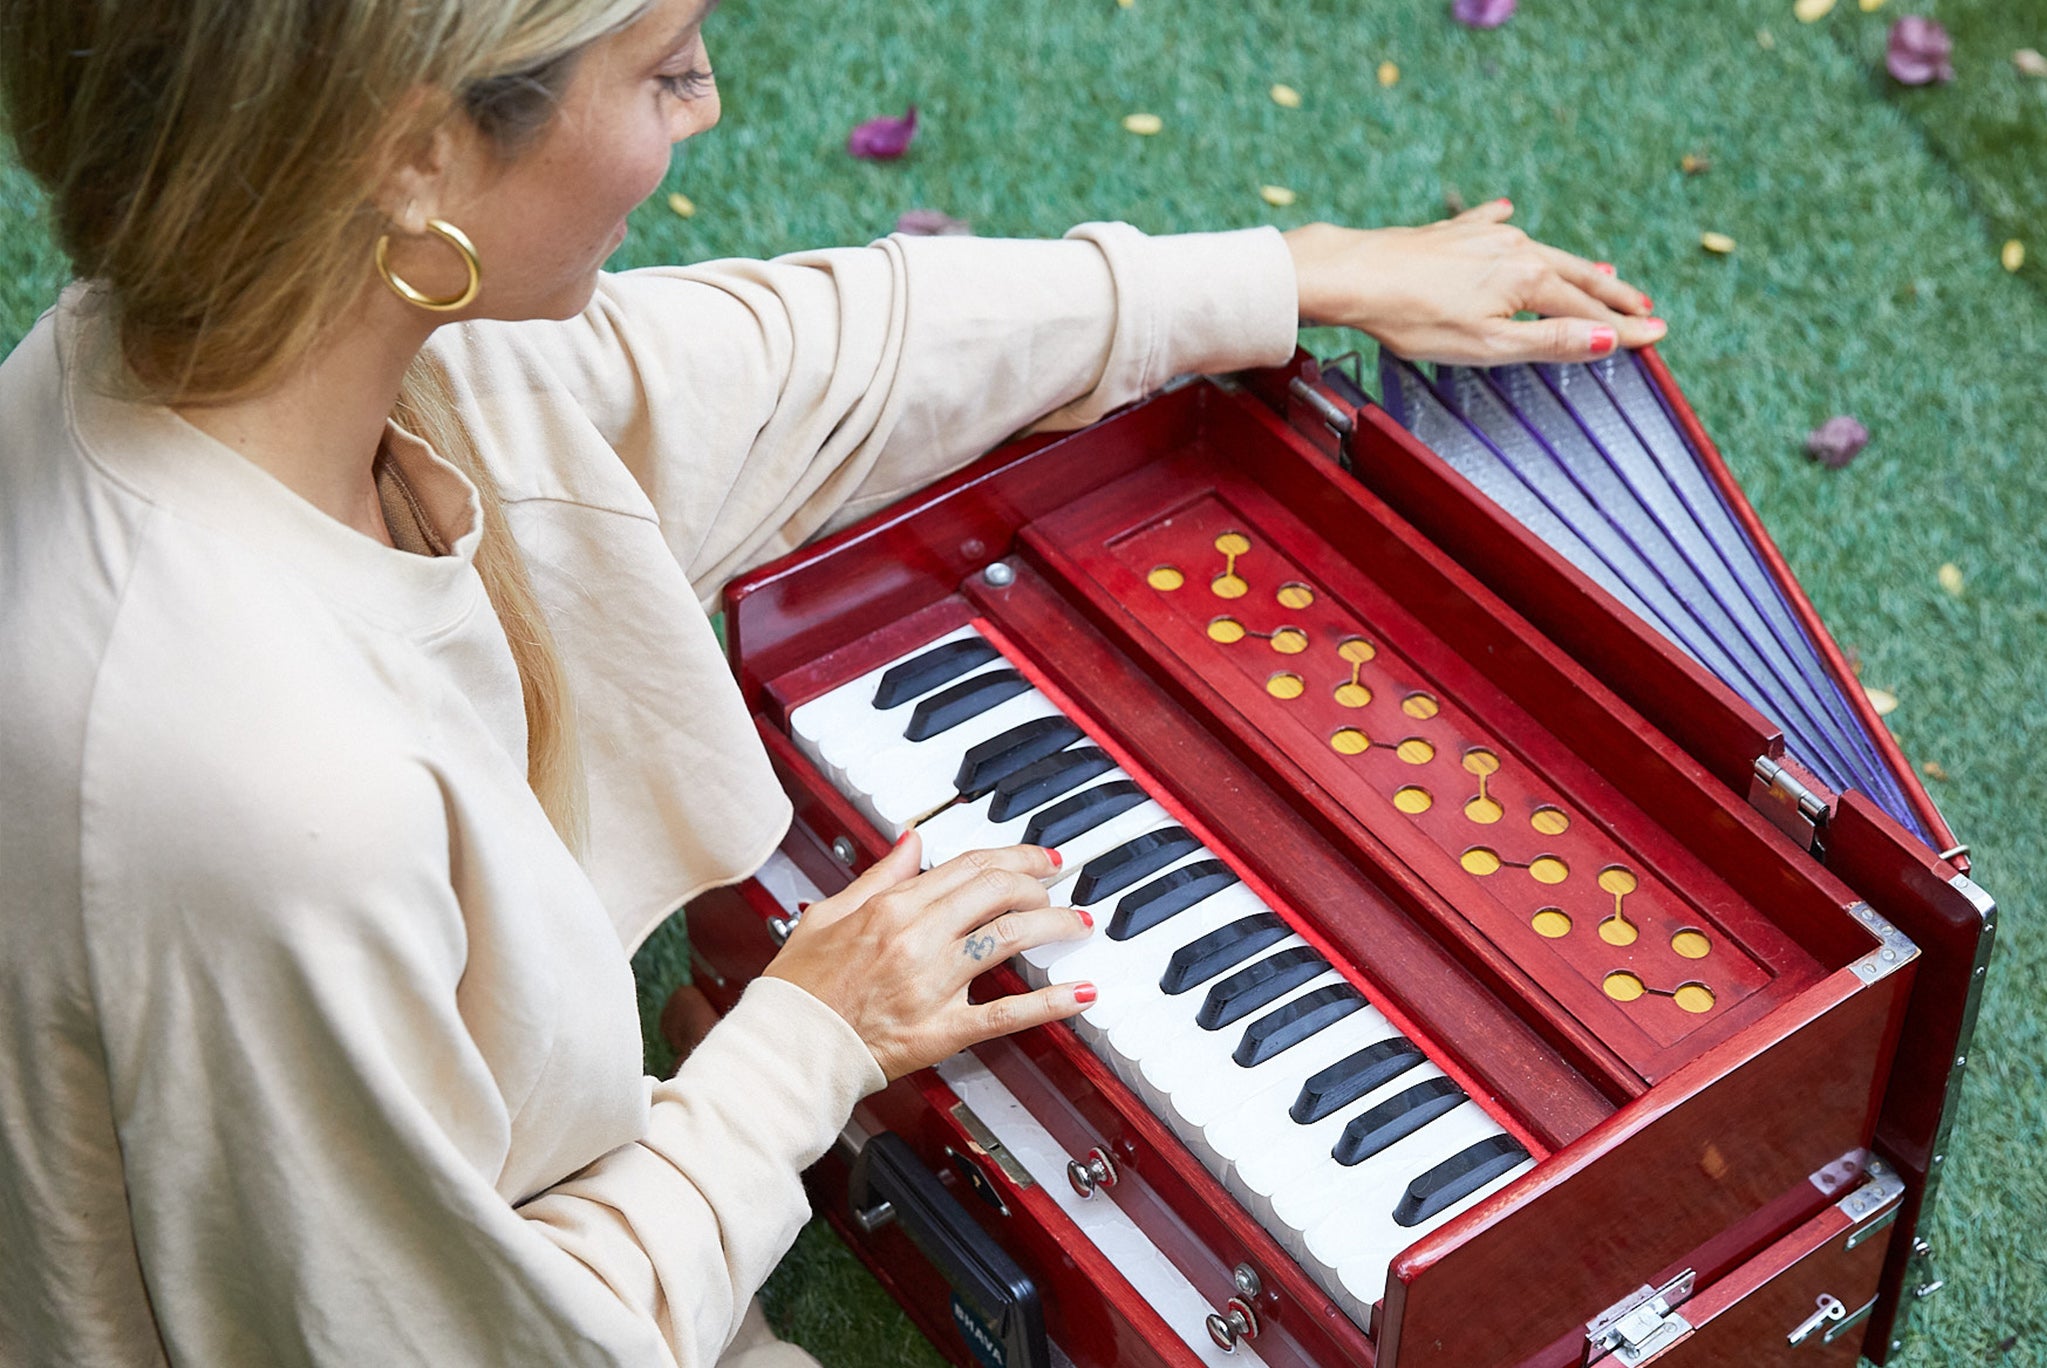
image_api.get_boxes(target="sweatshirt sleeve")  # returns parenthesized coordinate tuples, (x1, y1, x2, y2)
(89, 717, 883, 1368)
(446, 222, 1298, 608)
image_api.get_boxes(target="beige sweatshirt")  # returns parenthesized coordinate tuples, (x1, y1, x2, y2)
(0, 223, 1298, 1367)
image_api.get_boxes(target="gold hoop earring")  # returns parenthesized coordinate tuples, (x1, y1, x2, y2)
(374, 218, 481, 312)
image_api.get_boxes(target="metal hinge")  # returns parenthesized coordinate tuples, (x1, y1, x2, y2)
(1750, 756, 1830, 854)
(1585, 1270, 1696, 1366)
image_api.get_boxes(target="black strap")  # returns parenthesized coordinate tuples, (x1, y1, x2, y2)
(988, 747, 1115, 821)
(954, 717, 1084, 798)
(875, 638, 1001, 710)
(1158, 912, 1287, 996)
(1022, 780, 1145, 848)
(1394, 1134, 1528, 1228)
(905, 668, 1031, 742)
(1108, 859, 1238, 939)
(1197, 947, 1328, 1031)
(1332, 1076, 1465, 1167)
(1292, 1038, 1426, 1125)
(1072, 826, 1201, 906)
(1232, 984, 1363, 1067)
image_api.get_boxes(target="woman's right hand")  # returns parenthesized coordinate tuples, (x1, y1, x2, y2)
(763, 832, 1095, 1080)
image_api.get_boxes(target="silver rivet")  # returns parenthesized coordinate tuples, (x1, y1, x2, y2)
(831, 835, 856, 865)
(1232, 1264, 1262, 1299)
(1956, 1054, 1967, 1067)
(982, 561, 1016, 588)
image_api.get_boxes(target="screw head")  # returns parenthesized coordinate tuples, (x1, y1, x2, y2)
(831, 835, 856, 865)
(1232, 1264, 1262, 1299)
(982, 561, 1016, 588)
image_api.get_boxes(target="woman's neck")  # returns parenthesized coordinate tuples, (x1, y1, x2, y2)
(173, 293, 437, 546)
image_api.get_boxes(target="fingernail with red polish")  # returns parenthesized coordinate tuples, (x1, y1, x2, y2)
(1076, 908, 1095, 929)
(1495, 197, 1513, 210)
(1590, 326, 1618, 357)
(1595, 261, 1616, 276)
(1640, 294, 1654, 312)
(894, 831, 913, 847)
(1045, 846, 1063, 869)
(1072, 983, 1098, 1006)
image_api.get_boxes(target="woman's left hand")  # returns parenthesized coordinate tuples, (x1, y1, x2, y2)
(1284, 200, 1666, 366)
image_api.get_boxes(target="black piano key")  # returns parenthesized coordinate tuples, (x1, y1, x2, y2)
(904, 668, 1031, 742)
(1197, 946, 1329, 1031)
(1291, 1038, 1427, 1125)
(987, 746, 1115, 822)
(1159, 912, 1288, 996)
(954, 717, 1085, 798)
(1108, 859, 1239, 940)
(874, 638, 1001, 710)
(1393, 1134, 1529, 1228)
(1332, 1076, 1465, 1167)
(1232, 984, 1364, 1067)
(1022, 780, 1145, 848)
(1072, 826, 1202, 906)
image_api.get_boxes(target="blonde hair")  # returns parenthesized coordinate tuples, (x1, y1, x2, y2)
(1, 0, 653, 846)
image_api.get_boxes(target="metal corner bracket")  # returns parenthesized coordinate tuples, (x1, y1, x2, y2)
(1839, 1157, 1907, 1250)
(1845, 902, 1919, 986)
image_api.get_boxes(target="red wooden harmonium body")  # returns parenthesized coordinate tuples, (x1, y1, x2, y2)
(686, 350, 1993, 1368)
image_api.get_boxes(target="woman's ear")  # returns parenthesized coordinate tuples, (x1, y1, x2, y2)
(371, 104, 474, 232)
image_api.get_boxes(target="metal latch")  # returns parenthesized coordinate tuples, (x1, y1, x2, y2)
(1787, 1294, 1846, 1347)
(1586, 1270, 1696, 1367)
(1750, 756, 1830, 853)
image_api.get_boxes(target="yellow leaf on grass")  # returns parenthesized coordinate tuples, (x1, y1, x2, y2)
(1864, 685, 1899, 717)
(1757, 27, 1778, 49)
(1122, 112, 1163, 135)
(1701, 231, 1738, 254)
(1117, 0, 1134, 8)
(1271, 83, 1303, 108)
(1858, 0, 1885, 10)
(1794, 0, 1835, 22)
(1938, 563, 1964, 596)
(1378, 61, 1400, 88)
(666, 191, 696, 219)
(1921, 759, 1950, 782)
(1260, 185, 1298, 207)
(2003, 240, 2026, 272)
(2016, 49, 2047, 78)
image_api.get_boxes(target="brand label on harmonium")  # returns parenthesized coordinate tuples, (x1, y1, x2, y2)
(950, 1293, 1007, 1368)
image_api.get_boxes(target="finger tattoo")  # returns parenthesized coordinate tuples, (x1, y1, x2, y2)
(964, 933, 996, 962)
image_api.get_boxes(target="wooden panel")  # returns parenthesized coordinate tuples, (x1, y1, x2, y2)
(1379, 966, 1911, 1368)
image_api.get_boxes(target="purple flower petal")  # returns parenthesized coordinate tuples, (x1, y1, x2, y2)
(1452, 0, 1516, 29)
(1886, 17, 1955, 85)
(894, 208, 972, 237)
(1805, 415, 1871, 469)
(848, 104, 919, 160)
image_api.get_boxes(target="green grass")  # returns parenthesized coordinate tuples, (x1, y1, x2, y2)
(9, 0, 2043, 1363)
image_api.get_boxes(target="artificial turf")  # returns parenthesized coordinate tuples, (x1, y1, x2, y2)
(4, 0, 2041, 1364)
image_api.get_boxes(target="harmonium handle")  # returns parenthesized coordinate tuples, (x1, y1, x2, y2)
(847, 1131, 1050, 1368)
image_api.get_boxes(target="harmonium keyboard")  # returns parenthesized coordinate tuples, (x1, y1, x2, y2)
(684, 347, 1996, 1368)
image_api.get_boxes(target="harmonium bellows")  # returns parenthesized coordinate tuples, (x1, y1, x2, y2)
(686, 347, 1995, 1368)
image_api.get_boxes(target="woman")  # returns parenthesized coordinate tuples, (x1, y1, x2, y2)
(0, 0, 1662, 1364)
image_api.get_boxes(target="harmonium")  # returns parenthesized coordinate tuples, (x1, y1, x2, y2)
(684, 345, 1997, 1368)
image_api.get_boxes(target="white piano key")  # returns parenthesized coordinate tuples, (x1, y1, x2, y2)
(1277, 1099, 1510, 1266)
(1307, 1128, 1534, 1323)
(1145, 974, 1376, 1134)
(1225, 1056, 1449, 1227)
(1038, 886, 1270, 1044)
(1101, 937, 1316, 1094)
(1201, 1015, 1411, 1187)
(922, 787, 1172, 879)
(853, 692, 1066, 837)
(788, 625, 984, 772)
(1015, 839, 1217, 986)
